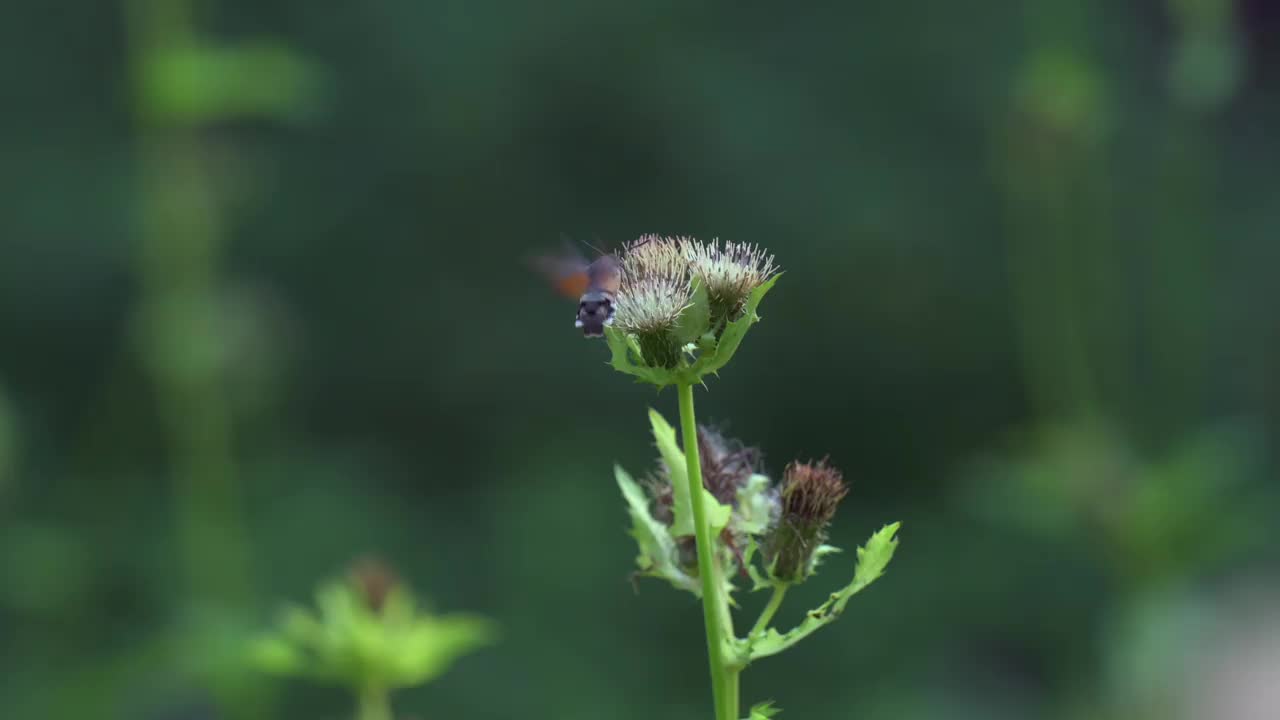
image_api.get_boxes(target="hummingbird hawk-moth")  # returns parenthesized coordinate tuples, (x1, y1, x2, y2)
(530, 238, 623, 337)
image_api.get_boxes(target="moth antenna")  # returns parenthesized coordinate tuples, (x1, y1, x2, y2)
(581, 235, 606, 257)
(558, 232, 582, 255)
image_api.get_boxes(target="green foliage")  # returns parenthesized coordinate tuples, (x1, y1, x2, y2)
(963, 422, 1268, 584)
(615, 404, 900, 717)
(744, 523, 900, 663)
(648, 408, 732, 537)
(605, 327, 680, 387)
(672, 278, 712, 347)
(615, 464, 699, 594)
(140, 41, 324, 125)
(250, 576, 496, 692)
(613, 410, 737, 599)
(733, 474, 776, 536)
(852, 522, 901, 589)
(686, 274, 779, 380)
(749, 700, 782, 719)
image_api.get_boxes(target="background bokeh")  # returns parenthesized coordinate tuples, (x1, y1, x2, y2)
(2, 1, 1278, 718)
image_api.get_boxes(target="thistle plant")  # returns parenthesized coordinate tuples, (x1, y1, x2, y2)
(250, 557, 496, 720)
(597, 236, 901, 719)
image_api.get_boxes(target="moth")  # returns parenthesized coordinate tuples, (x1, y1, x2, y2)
(530, 239, 621, 337)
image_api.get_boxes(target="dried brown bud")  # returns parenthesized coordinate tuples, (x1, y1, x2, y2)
(763, 458, 849, 583)
(348, 555, 400, 613)
(696, 425, 762, 506)
(645, 425, 763, 523)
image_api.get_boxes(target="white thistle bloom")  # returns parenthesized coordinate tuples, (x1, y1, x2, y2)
(614, 235, 692, 336)
(682, 239, 779, 322)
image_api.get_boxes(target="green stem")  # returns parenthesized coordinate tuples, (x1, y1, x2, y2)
(724, 671, 740, 720)
(357, 683, 393, 720)
(749, 584, 788, 641)
(677, 382, 737, 720)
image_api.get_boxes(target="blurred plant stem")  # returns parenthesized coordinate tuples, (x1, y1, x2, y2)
(358, 684, 392, 720)
(123, 2, 265, 718)
(999, 50, 1124, 426)
(678, 382, 738, 720)
(126, 0, 253, 614)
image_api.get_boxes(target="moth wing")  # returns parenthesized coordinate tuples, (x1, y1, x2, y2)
(528, 247, 591, 299)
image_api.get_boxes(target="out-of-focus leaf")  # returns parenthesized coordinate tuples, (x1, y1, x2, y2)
(141, 41, 325, 125)
(248, 575, 495, 690)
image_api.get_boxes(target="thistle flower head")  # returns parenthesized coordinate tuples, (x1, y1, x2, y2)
(602, 234, 779, 384)
(764, 458, 849, 583)
(613, 235, 693, 367)
(683, 238, 779, 325)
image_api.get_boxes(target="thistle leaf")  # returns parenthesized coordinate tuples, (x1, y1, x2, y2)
(747, 522, 900, 662)
(614, 464, 699, 594)
(648, 409, 732, 537)
(853, 521, 901, 588)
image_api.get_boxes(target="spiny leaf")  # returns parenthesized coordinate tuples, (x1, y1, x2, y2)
(614, 464, 699, 594)
(853, 522, 901, 588)
(749, 700, 782, 718)
(141, 41, 325, 125)
(648, 409, 732, 537)
(745, 522, 900, 662)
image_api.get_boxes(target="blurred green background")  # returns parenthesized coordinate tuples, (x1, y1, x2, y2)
(2, 0, 1279, 718)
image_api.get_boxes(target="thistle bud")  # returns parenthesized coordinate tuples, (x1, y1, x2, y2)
(763, 459, 848, 584)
